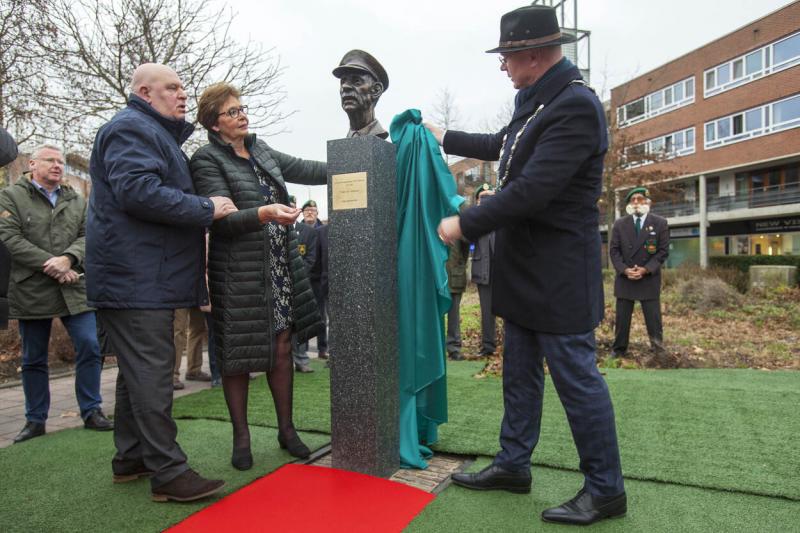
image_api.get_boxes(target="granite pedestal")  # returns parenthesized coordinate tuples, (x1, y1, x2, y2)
(327, 136, 399, 478)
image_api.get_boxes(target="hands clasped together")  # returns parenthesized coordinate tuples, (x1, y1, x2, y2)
(624, 265, 648, 280)
(42, 255, 80, 285)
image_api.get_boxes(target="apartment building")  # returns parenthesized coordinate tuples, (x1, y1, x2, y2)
(610, 1, 800, 267)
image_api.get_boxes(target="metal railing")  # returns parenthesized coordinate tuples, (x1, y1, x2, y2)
(605, 183, 800, 221)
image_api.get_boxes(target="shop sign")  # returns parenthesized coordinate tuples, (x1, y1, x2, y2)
(751, 217, 800, 233)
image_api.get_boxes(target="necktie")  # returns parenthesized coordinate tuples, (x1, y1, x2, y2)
(635, 216, 642, 235)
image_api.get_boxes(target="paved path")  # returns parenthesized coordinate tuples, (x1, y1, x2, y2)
(0, 340, 320, 448)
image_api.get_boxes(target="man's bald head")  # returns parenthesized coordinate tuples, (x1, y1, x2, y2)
(130, 63, 188, 121)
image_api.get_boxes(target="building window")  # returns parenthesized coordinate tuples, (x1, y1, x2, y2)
(624, 127, 696, 168)
(616, 77, 694, 128)
(704, 30, 800, 98)
(704, 93, 800, 150)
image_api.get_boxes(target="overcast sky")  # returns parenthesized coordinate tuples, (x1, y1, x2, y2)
(222, 0, 794, 218)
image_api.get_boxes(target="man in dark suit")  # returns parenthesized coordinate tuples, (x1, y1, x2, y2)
(289, 195, 318, 373)
(313, 222, 330, 363)
(609, 187, 670, 361)
(428, 5, 626, 526)
(471, 183, 496, 357)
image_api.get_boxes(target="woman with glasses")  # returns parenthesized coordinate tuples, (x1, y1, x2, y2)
(190, 82, 325, 470)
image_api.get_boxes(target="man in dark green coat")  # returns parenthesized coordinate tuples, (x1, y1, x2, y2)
(445, 239, 469, 360)
(0, 144, 111, 444)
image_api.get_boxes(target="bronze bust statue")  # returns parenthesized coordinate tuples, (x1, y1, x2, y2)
(332, 50, 389, 139)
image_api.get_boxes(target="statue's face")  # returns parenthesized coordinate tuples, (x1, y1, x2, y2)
(339, 72, 380, 114)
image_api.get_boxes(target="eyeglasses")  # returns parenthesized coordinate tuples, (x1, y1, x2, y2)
(499, 56, 509, 66)
(218, 105, 248, 119)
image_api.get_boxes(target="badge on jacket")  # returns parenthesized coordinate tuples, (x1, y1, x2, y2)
(298, 244, 307, 256)
(645, 239, 657, 254)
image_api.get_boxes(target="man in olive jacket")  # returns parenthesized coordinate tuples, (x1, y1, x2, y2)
(0, 144, 111, 444)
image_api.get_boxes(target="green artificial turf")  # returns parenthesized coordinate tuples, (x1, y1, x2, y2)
(0, 419, 329, 533)
(406, 458, 800, 533)
(174, 361, 800, 500)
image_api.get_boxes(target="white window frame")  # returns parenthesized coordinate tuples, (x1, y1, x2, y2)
(616, 77, 695, 128)
(704, 30, 800, 98)
(704, 93, 800, 150)
(624, 127, 696, 169)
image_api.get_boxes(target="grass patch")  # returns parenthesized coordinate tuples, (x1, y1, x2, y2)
(0, 419, 329, 533)
(407, 458, 800, 533)
(175, 361, 800, 500)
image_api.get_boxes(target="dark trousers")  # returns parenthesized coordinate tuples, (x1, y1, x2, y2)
(19, 311, 103, 423)
(612, 297, 664, 355)
(494, 320, 625, 497)
(204, 312, 220, 381)
(446, 292, 462, 356)
(97, 309, 189, 488)
(477, 283, 496, 355)
(311, 278, 328, 354)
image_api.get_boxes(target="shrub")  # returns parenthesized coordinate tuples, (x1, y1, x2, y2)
(675, 276, 743, 312)
(710, 255, 800, 284)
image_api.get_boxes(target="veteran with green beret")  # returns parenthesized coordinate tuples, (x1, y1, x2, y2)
(609, 187, 670, 361)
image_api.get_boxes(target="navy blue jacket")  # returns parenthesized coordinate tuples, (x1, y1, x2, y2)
(445, 64, 606, 334)
(86, 95, 214, 309)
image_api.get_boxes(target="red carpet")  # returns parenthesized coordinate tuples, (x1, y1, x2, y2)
(167, 464, 435, 533)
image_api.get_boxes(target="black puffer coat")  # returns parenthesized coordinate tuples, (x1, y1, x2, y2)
(190, 132, 326, 375)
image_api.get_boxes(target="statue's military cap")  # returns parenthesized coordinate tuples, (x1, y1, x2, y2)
(332, 50, 389, 91)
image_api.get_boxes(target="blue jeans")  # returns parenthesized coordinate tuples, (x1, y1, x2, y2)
(19, 311, 103, 423)
(494, 320, 625, 497)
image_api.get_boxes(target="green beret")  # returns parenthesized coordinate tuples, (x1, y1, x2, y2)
(625, 187, 649, 204)
(474, 183, 494, 200)
(302, 200, 318, 210)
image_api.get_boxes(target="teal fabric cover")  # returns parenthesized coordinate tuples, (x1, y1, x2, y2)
(390, 109, 464, 468)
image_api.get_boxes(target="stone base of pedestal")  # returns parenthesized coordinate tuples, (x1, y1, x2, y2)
(327, 136, 399, 478)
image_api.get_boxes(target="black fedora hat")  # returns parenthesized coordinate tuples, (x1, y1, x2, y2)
(486, 5, 576, 54)
(332, 49, 389, 91)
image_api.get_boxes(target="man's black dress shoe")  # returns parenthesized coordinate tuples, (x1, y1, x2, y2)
(12, 421, 45, 444)
(84, 409, 114, 431)
(541, 489, 627, 525)
(451, 464, 531, 494)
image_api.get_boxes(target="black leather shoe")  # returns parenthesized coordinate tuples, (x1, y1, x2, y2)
(84, 409, 114, 431)
(541, 489, 627, 525)
(231, 447, 253, 471)
(294, 364, 314, 373)
(12, 421, 45, 444)
(451, 464, 531, 494)
(278, 432, 311, 459)
(448, 352, 464, 361)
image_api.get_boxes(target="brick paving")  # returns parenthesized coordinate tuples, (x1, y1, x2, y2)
(311, 452, 467, 493)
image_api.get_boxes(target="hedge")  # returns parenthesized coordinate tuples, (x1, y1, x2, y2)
(709, 255, 800, 283)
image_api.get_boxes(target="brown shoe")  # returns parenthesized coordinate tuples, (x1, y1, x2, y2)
(186, 371, 212, 382)
(151, 469, 225, 502)
(173, 378, 185, 390)
(112, 460, 153, 483)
